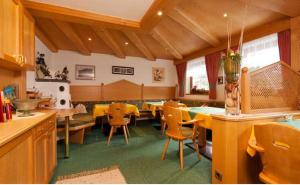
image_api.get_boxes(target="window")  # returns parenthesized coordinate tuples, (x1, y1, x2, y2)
(241, 33, 280, 71)
(186, 57, 209, 94)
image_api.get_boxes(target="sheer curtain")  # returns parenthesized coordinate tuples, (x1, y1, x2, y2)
(186, 57, 209, 93)
(241, 33, 280, 71)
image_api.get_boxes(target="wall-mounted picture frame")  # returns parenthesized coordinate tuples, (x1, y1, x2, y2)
(112, 66, 134, 75)
(152, 67, 165, 83)
(218, 76, 224, 84)
(75, 65, 96, 80)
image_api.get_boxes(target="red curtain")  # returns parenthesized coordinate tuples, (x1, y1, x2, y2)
(205, 51, 221, 99)
(278, 30, 291, 66)
(176, 62, 187, 97)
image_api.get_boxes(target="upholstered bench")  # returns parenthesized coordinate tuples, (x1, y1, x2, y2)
(57, 113, 95, 144)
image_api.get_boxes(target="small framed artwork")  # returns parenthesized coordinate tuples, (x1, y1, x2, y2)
(218, 76, 224, 84)
(75, 65, 95, 80)
(152, 67, 165, 83)
(112, 66, 134, 75)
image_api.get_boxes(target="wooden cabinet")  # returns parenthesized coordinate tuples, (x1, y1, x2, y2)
(22, 8, 36, 70)
(33, 116, 57, 183)
(0, 0, 35, 71)
(0, 132, 34, 183)
(0, 115, 57, 184)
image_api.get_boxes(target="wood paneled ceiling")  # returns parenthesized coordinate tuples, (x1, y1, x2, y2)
(23, 0, 300, 61)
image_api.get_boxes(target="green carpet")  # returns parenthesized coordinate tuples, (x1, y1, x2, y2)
(51, 121, 212, 184)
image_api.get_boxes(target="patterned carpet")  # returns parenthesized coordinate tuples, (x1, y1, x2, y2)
(51, 120, 212, 184)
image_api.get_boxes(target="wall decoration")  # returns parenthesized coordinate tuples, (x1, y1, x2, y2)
(36, 52, 52, 79)
(152, 67, 165, 83)
(54, 66, 69, 81)
(75, 65, 95, 80)
(112, 66, 134, 75)
(218, 76, 224, 84)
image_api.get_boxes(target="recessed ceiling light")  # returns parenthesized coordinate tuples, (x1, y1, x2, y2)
(88, 37, 92, 41)
(125, 42, 129, 46)
(223, 13, 228, 18)
(157, 11, 163, 16)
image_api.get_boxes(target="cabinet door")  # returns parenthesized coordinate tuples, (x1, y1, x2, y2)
(33, 134, 48, 184)
(0, 132, 34, 183)
(1, 0, 20, 59)
(22, 8, 35, 70)
(46, 125, 57, 179)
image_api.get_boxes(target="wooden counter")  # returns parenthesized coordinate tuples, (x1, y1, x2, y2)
(211, 111, 300, 184)
(0, 110, 57, 183)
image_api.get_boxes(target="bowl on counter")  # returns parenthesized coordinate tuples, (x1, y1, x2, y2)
(13, 99, 41, 117)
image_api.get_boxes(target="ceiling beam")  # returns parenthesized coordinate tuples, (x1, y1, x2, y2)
(124, 31, 155, 61)
(92, 27, 126, 58)
(174, 18, 291, 65)
(151, 28, 182, 59)
(35, 24, 58, 53)
(248, 0, 300, 17)
(22, 0, 140, 30)
(168, 8, 220, 47)
(53, 21, 90, 55)
(140, 0, 183, 31)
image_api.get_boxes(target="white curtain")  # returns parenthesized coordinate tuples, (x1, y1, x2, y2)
(186, 57, 209, 92)
(241, 33, 280, 71)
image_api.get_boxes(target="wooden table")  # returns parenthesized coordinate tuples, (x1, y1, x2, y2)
(56, 108, 75, 158)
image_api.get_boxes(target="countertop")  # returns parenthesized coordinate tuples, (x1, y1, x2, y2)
(0, 109, 56, 147)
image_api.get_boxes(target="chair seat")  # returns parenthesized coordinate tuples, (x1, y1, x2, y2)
(166, 127, 194, 140)
(109, 118, 130, 126)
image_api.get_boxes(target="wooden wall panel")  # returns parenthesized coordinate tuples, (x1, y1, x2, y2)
(102, 80, 142, 101)
(143, 86, 176, 100)
(291, 16, 300, 72)
(70, 85, 101, 101)
(70, 80, 176, 101)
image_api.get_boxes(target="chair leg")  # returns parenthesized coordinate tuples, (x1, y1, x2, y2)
(101, 117, 104, 132)
(123, 126, 129, 144)
(161, 121, 166, 135)
(107, 126, 114, 145)
(193, 139, 201, 160)
(125, 125, 130, 137)
(161, 137, 170, 160)
(179, 141, 184, 170)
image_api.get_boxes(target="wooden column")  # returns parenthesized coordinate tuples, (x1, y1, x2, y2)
(101, 83, 104, 101)
(291, 16, 300, 72)
(241, 67, 251, 113)
(141, 83, 144, 100)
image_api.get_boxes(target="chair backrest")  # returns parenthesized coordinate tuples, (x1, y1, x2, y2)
(163, 100, 179, 108)
(163, 106, 183, 138)
(108, 103, 127, 125)
(254, 123, 300, 183)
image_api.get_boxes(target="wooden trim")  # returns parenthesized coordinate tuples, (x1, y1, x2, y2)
(53, 20, 90, 55)
(140, 0, 183, 31)
(22, 0, 140, 30)
(123, 31, 155, 61)
(70, 85, 101, 101)
(35, 24, 58, 53)
(92, 27, 125, 58)
(248, 0, 300, 17)
(151, 28, 183, 59)
(168, 8, 220, 47)
(174, 18, 291, 64)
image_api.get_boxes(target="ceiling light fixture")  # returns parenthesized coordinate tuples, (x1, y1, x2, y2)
(125, 42, 129, 46)
(157, 11, 163, 16)
(223, 13, 228, 18)
(88, 37, 92, 41)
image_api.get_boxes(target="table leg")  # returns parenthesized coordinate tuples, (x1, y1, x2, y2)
(198, 127, 206, 147)
(64, 116, 70, 158)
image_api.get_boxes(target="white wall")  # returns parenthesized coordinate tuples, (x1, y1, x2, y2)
(27, 38, 178, 89)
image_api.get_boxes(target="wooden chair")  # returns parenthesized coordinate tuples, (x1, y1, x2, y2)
(161, 106, 202, 170)
(106, 103, 130, 145)
(248, 123, 300, 183)
(160, 101, 179, 135)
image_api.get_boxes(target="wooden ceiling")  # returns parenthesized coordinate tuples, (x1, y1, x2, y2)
(23, 0, 300, 62)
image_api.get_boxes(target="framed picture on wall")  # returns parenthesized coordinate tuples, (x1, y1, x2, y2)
(152, 67, 165, 83)
(218, 76, 224, 84)
(75, 65, 95, 80)
(112, 66, 134, 75)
